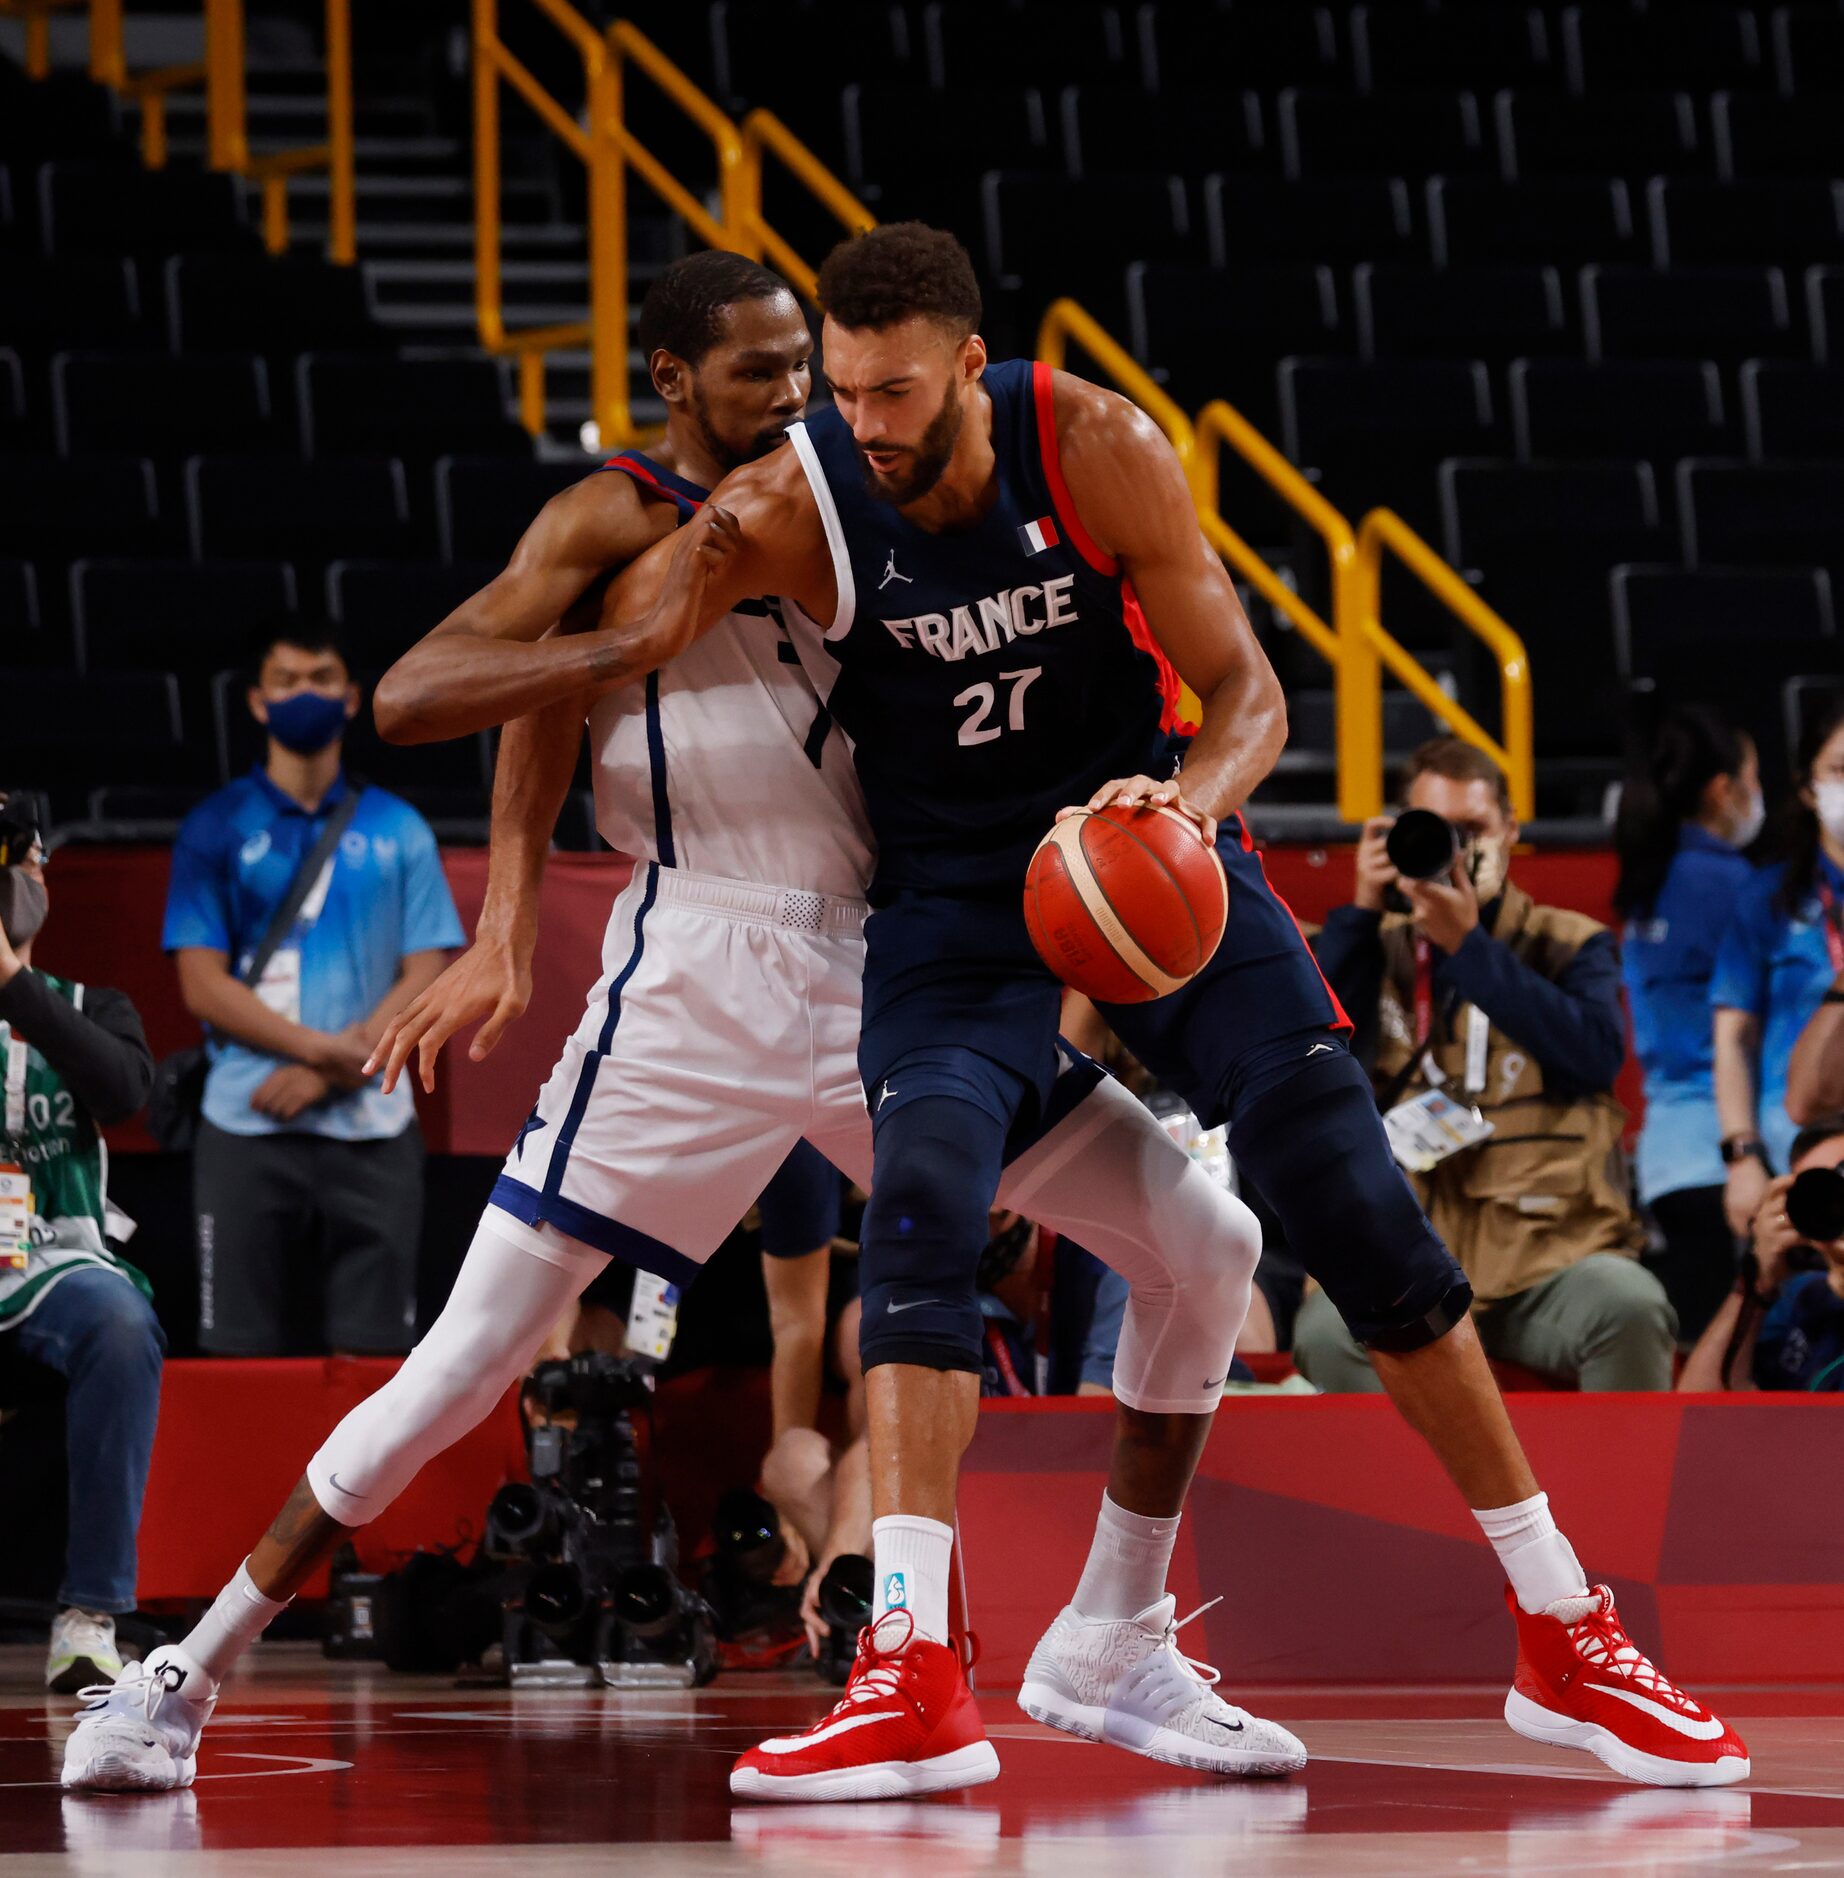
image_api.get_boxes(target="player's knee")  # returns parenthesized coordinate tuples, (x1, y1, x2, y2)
(1232, 1054, 1471, 1352)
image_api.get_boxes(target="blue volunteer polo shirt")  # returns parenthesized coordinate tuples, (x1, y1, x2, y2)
(1711, 854, 1844, 1173)
(1622, 824, 1755, 1203)
(163, 767, 464, 1141)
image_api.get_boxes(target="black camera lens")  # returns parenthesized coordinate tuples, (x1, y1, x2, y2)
(612, 1563, 681, 1639)
(486, 1482, 547, 1550)
(1786, 1165, 1844, 1244)
(712, 1487, 786, 1582)
(525, 1562, 589, 1638)
(816, 1554, 873, 1633)
(1385, 808, 1460, 882)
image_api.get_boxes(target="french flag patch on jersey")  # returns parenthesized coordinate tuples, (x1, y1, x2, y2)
(1017, 515, 1060, 556)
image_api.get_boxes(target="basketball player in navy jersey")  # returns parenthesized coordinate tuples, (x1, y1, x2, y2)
(485, 225, 1740, 1798)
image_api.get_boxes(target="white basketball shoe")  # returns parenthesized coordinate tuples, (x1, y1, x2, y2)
(1018, 1595, 1307, 1777)
(62, 1646, 218, 1793)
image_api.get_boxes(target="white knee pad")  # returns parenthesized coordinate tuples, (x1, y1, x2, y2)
(1002, 1075, 1260, 1415)
(307, 1212, 605, 1527)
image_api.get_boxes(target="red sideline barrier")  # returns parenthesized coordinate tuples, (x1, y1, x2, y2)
(960, 1394, 1844, 1688)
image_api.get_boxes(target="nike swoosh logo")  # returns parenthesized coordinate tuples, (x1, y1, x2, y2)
(1592, 1683, 1727, 1741)
(1206, 1717, 1245, 1732)
(886, 1297, 943, 1315)
(760, 1710, 899, 1754)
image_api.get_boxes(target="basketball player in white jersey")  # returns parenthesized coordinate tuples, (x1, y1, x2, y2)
(63, 253, 1300, 1797)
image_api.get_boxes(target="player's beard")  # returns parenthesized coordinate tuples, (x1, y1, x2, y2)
(854, 379, 963, 506)
(691, 385, 795, 475)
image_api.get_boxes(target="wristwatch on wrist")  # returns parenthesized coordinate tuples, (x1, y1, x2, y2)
(1721, 1136, 1768, 1167)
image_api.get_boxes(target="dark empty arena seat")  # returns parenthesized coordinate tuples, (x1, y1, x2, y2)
(1425, 176, 1639, 268)
(0, 557, 39, 634)
(1613, 565, 1836, 683)
(1679, 459, 1844, 581)
(0, 669, 187, 801)
(708, 0, 910, 122)
(1742, 362, 1844, 460)
(1355, 264, 1569, 364)
(0, 255, 146, 359)
(0, 455, 169, 569)
(53, 351, 272, 458)
(165, 254, 385, 357)
(1440, 458, 1672, 750)
(70, 558, 296, 676)
(1207, 176, 1416, 266)
(327, 559, 499, 665)
(1496, 91, 1701, 180)
(1647, 178, 1844, 267)
(983, 172, 1194, 322)
(926, 1, 1126, 89)
(1772, 4, 1844, 95)
(1280, 89, 1488, 180)
(188, 454, 414, 568)
(1128, 261, 1340, 423)
(1583, 266, 1797, 367)
(1713, 91, 1844, 178)
(843, 85, 1046, 228)
(298, 355, 525, 461)
(1060, 88, 1267, 183)
(1561, 4, 1766, 93)
(37, 161, 257, 257)
(1353, 5, 1555, 95)
(1140, 4, 1339, 93)
(1511, 359, 1731, 466)
(436, 455, 593, 564)
(1811, 266, 1844, 362)
(1280, 357, 1498, 528)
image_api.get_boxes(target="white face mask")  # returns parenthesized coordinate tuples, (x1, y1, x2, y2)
(1817, 779, 1844, 846)
(1729, 787, 1765, 851)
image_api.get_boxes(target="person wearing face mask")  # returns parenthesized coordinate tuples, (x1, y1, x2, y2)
(162, 627, 463, 1356)
(1713, 689, 1844, 1242)
(0, 793, 165, 1692)
(1614, 707, 1763, 1343)
(1300, 739, 1671, 1393)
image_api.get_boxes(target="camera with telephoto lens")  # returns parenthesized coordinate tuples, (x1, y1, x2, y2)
(1786, 1165, 1844, 1245)
(814, 1553, 874, 1684)
(487, 1350, 715, 1687)
(700, 1486, 810, 1669)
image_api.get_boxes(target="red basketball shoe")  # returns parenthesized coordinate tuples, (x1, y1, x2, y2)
(730, 1612, 1000, 1802)
(1503, 1583, 1750, 1787)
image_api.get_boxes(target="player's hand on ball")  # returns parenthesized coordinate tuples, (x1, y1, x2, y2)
(366, 937, 533, 1096)
(1059, 775, 1217, 847)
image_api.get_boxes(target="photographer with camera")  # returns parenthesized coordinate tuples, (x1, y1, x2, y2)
(1299, 739, 1673, 1392)
(1678, 1115, 1844, 1390)
(0, 794, 165, 1692)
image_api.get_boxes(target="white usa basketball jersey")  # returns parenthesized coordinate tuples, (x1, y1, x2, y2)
(584, 453, 873, 900)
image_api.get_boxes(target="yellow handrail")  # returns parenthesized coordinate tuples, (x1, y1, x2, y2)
(1353, 510, 1536, 822)
(1035, 296, 1196, 472)
(0, 0, 84, 80)
(736, 108, 875, 298)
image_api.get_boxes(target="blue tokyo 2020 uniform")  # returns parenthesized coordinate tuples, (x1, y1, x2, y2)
(782, 360, 1468, 1369)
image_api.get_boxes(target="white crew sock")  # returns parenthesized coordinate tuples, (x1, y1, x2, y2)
(1072, 1492, 1182, 1621)
(179, 1558, 292, 1685)
(1473, 1492, 1590, 1614)
(871, 1514, 954, 1646)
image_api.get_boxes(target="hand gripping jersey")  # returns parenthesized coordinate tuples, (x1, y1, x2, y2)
(782, 359, 1189, 899)
(587, 452, 874, 900)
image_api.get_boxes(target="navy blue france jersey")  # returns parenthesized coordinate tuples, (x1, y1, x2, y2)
(783, 358, 1187, 899)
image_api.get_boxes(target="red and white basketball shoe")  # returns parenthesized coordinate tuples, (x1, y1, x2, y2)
(730, 1612, 1000, 1802)
(1502, 1583, 1750, 1787)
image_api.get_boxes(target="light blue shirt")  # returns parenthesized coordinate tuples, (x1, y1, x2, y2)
(1622, 825, 1754, 1202)
(163, 768, 463, 1141)
(1710, 852, 1844, 1174)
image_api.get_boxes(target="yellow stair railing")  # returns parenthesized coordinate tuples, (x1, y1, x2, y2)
(12, 0, 355, 260)
(736, 108, 876, 299)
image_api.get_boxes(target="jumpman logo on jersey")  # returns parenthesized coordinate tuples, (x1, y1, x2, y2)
(878, 549, 912, 591)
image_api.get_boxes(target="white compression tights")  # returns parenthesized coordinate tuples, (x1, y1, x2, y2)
(306, 1214, 606, 1528)
(998, 1073, 1261, 1416)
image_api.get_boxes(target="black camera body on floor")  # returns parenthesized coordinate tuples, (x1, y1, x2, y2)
(488, 1351, 716, 1688)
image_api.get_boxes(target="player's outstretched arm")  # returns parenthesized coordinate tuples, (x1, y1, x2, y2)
(1053, 373, 1287, 832)
(595, 447, 835, 649)
(374, 471, 669, 744)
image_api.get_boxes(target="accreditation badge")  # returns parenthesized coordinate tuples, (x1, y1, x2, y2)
(0, 1163, 32, 1272)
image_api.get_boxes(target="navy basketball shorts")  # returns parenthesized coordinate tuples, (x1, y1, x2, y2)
(859, 818, 1469, 1351)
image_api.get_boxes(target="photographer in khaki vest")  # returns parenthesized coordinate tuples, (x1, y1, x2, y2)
(1296, 740, 1675, 1392)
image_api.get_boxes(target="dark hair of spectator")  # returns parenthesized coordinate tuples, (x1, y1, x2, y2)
(816, 223, 983, 338)
(248, 621, 348, 686)
(1399, 737, 1512, 819)
(1774, 687, 1844, 917)
(1614, 705, 1750, 920)
(636, 250, 790, 367)
(1791, 1112, 1844, 1165)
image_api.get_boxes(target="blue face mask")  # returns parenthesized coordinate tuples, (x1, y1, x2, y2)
(263, 689, 349, 755)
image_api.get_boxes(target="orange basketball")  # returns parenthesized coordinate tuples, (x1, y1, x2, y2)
(1023, 803, 1229, 1004)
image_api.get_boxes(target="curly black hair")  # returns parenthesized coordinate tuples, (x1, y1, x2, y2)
(636, 249, 792, 365)
(815, 222, 982, 336)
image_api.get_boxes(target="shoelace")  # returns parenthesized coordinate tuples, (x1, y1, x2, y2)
(821, 1611, 917, 1722)
(1567, 1593, 1696, 1712)
(75, 1661, 182, 1720)
(1161, 1595, 1229, 1697)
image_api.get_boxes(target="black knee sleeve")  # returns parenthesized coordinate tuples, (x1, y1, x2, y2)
(858, 1096, 1005, 1375)
(1230, 1053, 1472, 1352)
